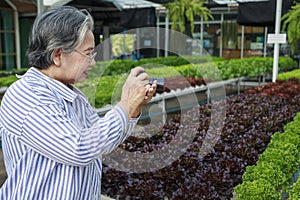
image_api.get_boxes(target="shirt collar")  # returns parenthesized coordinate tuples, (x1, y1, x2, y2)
(21, 67, 81, 103)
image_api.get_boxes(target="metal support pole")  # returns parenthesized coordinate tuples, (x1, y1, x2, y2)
(207, 87, 210, 104)
(158, 98, 166, 123)
(200, 16, 204, 56)
(272, 0, 283, 82)
(165, 10, 169, 57)
(220, 13, 224, 57)
(123, 29, 126, 57)
(156, 12, 160, 58)
(136, 29, 140, 56)
(237, 78, 241, 95)
(264, 26, 268, 57)
(5, 0, 21, 69)
(241, 25, 244, 58)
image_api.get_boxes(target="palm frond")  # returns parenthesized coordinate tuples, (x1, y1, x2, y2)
(166, 0, 213, 36)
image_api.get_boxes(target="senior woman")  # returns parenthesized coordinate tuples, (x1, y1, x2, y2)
(0, 6, 156, 199)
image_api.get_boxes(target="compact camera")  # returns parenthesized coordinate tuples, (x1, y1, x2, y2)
(137, 70, 165, 93)
(149, 77, 164, 93)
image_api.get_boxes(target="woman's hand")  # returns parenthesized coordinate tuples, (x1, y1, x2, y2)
(118, 67, 157, 118)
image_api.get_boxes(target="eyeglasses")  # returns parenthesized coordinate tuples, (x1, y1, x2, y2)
(74, 49, 97, 63)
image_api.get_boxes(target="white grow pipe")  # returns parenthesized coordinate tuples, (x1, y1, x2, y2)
(5, 0, 21, 69)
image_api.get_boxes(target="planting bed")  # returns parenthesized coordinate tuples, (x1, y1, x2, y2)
(101, 78, 300, 199)
(157, 76, 207, 93)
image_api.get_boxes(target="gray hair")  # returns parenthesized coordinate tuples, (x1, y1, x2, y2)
(27, 6, 94, 69)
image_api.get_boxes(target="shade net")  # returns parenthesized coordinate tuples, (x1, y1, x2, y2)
(120, 7, 156, 29)
(237, 0, 294, 26)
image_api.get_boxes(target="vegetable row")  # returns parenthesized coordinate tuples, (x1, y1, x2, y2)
(234, 112, 300, 199)
(0, 56, 297, 109)
(80, 56, 296, 108)
(101, 77, 300, 199)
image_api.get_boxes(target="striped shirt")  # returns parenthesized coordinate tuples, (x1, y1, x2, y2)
(0, 67, 138, 199)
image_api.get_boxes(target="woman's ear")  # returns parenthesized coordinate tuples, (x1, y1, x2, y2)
(52, 48, 62, 67)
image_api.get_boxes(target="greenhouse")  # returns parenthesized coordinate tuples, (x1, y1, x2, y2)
(1, 0, 300, 199)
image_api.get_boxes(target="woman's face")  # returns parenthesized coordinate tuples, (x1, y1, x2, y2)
(60, 30, 96, 84)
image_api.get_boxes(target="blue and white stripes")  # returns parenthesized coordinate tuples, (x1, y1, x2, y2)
(0, 67, 137, 199)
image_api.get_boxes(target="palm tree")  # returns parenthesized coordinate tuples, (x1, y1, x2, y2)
(282, 2, 300, 55)
(166, 0, 213, 38)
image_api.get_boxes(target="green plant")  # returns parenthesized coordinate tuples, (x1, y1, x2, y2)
(145, 66, 180, 78)
(92, 56, 221, 77)
(282, 3, 300, 54)
(271, 131, 300, 150)
(217, 57, 270, 79)
(279, 56, 298, 71)
(94, 76, 120, 108)
(289, 174, 300, 200)
(284, 120, 300, 137)
(174, 64, 200, 77)
(258, 148, 297, 178)
(166, 0, 213, 37)
(241, 162, 287, 188)
(234, 112, 300, 199)
(234, 179, 281, 200)
(0, 75, 19, 87)
(0, 68, 28, 77)
(1, 56, 296, 109)
(277, 69, 300, 81)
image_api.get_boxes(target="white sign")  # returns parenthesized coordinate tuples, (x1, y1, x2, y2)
(267, 34, 287, 44)
(250, 42, 263, 50)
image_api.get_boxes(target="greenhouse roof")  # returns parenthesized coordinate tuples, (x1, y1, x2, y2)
(213, 0, 270, 4)
(51, 0, 165, 10)
(50, 0, 164, 34)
